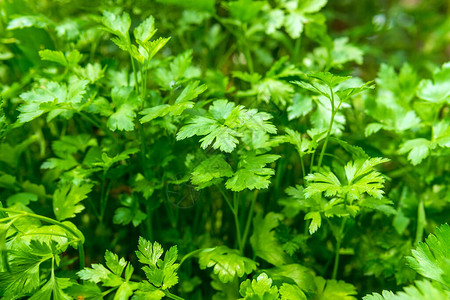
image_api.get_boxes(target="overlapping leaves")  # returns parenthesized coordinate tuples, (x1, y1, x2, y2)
(176, 99, 277, 152)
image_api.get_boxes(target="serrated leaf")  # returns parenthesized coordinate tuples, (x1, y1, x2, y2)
(177, 99, 276, 153)
(250, 213, 292, 266)
(304, 212, 321, 234)
(107, 86, 140, 131)
(29, 275, 72, 300)
(39, 49, 67, 66)
(263, 264, 316, 294)
(102, 11, 131, 39)
(239, 273, 279, 300)
(136, 238, 179, 289)
(279, 284, 307, 300)
(417, 62, 450, 104)
(305, 157, 388, 200)
(225, 153, 280, 191)
(18, 80, 88, 123)
(398, 138, 431, 165)
(53, 183, 94, 221)
(363, 280, 450, 300)
(134, 16, 156, 44)
(199, 246, 257, 283)
(406, 224, 450, 287)
(314, 276, 357, 300)
(191, 155, 233, 188)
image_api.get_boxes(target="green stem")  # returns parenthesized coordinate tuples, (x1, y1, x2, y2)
(145, 201, 154, 241)
(310, 149, 316, 171)
(102, 287, 118, 297)
(241, 24, 254, 73)
(292, 37, 301, 64)
(243, 45, 254, 73)
(164, 290, 185, 300)
(178, 248, 205, 268)
(217, 185, 235, 214)
(317, 85, 336, 169)
(78, 112, 115, 140)
(299, 152, 306, 184)
(241, 190, 258, 252)
(414, 199, 426, 245)
(233, 192, 243, 253)
(332, 218, 346, 280)
(138, 123, 148, 177)
(128, 39, 140, 95)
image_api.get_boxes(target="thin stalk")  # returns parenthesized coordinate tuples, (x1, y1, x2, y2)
(243, 45, 254, 73)
(292, 37, 301, 64)
(233, 192, 243, 253)
(78, 112, 115, 140)
(299, 152, 306, 184)
(178, 248, 205, 268)
(217, 185, 235, 214)
(317, 85, 336, 169)
(128, 38, 140, 95)
(102, 287, 117, 297)
(144, 202, 154, 241)
(164, 290, 185, 300)
(332, 218, 346, 280)
(414, 199, 426, 245)
(310, 149, 316, 171)
(241, 24, 254, 73)
(100, 177, 112, 223)
(241, 190, 258, 252)
(138, 124, 148, 177)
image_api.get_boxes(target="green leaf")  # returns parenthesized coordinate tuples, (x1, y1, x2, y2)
(134, 16, 157, 44)
(107, 86, 140, 131)
(0, 241, 53, 298)
(39, 49, 67, 66)
(363, 280, 450, 300)
(191, 155, 234, 188)
(140, 81, 206, 123)
(406, 224, 450, 287)
(102, 11, 131, 39)
(78, 250, 131, 289)
(29, 275, 72, 300)
(53, 183, 94, 221)
(304, 169, 341, 198)
(78, 263, 113, 284)
(133, 281, 165, 299)
(305, 157, 389, 200)
(223, 0, 265, 23)
(39, 49, 82, 68)
(239, 273, 279, 300)
(136, 237, 179, 289)
(198, 246, 257, 283)
(314, 276, 357, 300)
(304, 212, 321, 234)
(398, 138, 431, 165)
(250, 213, 292, 266)
(279, 284, 307, 300)
(417, 62, 450, 104)
(18, 80, 88, 123)
(330, 37, 364, 68)
(177, 99, 276, 153)
(139, 105, 171, 123)
(225, 153, 280, 191)
(287, 93, 313, 120)
(263, 264, 316, 294)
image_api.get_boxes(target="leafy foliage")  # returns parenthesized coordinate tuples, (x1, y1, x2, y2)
(0, 0, 448, 299)
(198, 246, 257, 283)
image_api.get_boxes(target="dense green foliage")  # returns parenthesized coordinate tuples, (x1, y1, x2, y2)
(0, 0, 449, 299)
